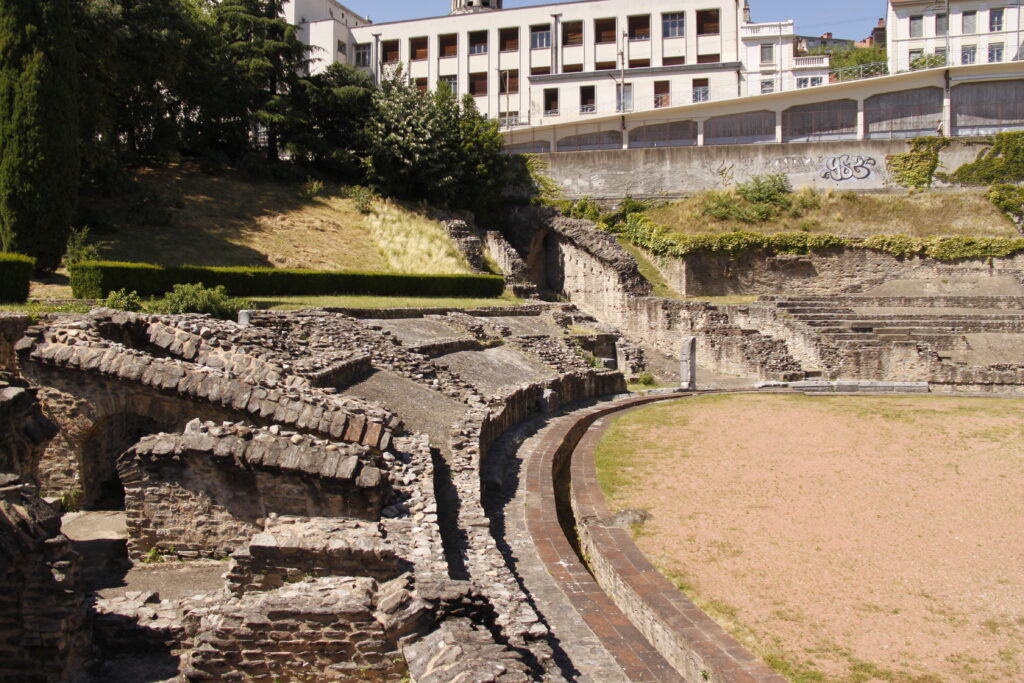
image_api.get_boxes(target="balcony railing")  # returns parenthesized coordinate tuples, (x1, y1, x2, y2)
(580, 103, 596, 114)
(829, 60, 889, 82)
(741, 21, 795, 38)
(794, 54, 830, 68)
(654, 93, 671, 108)
(544, 108, 560, 117)
(692, 87, 709, 103)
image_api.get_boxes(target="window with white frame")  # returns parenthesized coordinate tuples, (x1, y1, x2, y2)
(962, 44, 977, 64)
(616, 83, 633, 112)
(692, 77, 709, 102)
(935, 13, 947, 36)
(354, 43, 371, 67)
(963, 11, 977, 34)
(990, 8, 1004, 32)
(438, 75, 458, 92)
(662, 12, 685, 38)
(910, 15, 923, 38)
(989, 42, 1004, 61)
(760, 43, 774, 63)
(760, 79, 774, 94)
(909, 48, 924, 64)
(530, 24, 551, 49)
(796, 76, 823, 88)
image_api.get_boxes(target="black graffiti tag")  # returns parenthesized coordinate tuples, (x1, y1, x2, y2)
(821, 155, 876, 182)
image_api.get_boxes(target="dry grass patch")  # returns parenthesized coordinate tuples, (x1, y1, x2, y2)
(365, 201, 473, 274)
(597, 393, 1024, 683)
(89, 165, 385, 271)
(645, 189, 1018, 239)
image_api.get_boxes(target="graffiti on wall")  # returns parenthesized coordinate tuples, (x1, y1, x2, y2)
(820, 155, 877, 182)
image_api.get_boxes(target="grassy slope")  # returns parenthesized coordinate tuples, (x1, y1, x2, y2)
(84, 165, 473, 275)
(645, 189, 1019, 239)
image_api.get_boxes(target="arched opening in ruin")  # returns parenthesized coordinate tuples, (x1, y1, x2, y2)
(80, 413, 168, 511)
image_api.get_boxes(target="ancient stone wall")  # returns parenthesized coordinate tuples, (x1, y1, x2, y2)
(119, 421, 391, 559)
(0, 314, 30, 373)
(0, 373, 58, 481)
(0, 478, 89, 683)
(659, 248, 1024, 297)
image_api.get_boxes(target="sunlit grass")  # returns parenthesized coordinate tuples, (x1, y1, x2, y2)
(366, 200, 474, 274)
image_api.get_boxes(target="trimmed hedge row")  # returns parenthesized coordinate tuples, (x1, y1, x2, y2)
(0, 253, 35, 303)
(68, 261, 506, 299)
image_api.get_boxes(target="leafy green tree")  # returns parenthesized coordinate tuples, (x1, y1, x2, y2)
(364, 74, 507, 213)
(284, 63, 375, 178)
(211, 0, 310, 162)
(0, 0, 80, 270)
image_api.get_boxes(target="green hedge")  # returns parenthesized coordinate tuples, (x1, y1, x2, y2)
(0, 253, 35, 303)
(69, 261, 506, 299)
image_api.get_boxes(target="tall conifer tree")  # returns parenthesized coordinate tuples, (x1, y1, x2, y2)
(0, 0, 79, 270)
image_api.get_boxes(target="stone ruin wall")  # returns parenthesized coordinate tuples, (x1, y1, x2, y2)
(657, 248, 1024, 297)
(507, 209, 805, 381)
(0, 370, 89, 683)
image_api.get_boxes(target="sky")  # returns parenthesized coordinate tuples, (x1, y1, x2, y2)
(345, 0, 890, 40)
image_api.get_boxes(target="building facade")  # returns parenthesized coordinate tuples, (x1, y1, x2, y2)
(887, 0, 1024, 72)
(284, 0, 830, 127)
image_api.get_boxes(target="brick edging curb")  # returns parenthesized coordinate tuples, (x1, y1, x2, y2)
(526, 392, 787, 683)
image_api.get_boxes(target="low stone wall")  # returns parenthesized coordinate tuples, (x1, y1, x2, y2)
(559, 394, 787, 683)
(0, 314, 30, 373)
(0, 475, 90, 683)
(0, 373, 58, 481)
(182, 575, 427, 682)
(659, 248, 1024, 297)
(120, 421, 390, 559)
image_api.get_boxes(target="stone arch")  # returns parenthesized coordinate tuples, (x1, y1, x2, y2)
(782, 99, 858, 142)
(30, 369, 241, 501)
(80, 412, 169, 509)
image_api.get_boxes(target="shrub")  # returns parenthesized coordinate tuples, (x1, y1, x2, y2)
(68, 261, 506, 299)
(0, 252, 34, 302)
(344, 185, 376, 214)
(64, 226, 101, 266)
(736, 173, 792, 207)
(700, 190, 759, 223)
(988, 183, 1024, 227)
(152, 283, 249, 320)
(636, 371, 656, 386)
(298, 177, 325, 200)
(104, 288, 143, 312)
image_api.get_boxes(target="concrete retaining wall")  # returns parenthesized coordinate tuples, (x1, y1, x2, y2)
(536, 139, 982, 198)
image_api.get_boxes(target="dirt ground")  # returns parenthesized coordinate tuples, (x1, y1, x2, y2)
(598, 393, 1024, 682)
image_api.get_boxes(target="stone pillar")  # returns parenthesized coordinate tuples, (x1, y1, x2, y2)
(774, 110, 783, 143)
(856, 100, 866, 140)
(679, 336, 697, 391)
(696, 120, 705, 146)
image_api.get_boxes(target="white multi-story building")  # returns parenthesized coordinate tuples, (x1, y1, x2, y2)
(887, 0, 1024, 73)
(284, 0, 830, 128)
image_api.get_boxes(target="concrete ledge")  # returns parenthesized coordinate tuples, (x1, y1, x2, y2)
(780, 380, 930, 393)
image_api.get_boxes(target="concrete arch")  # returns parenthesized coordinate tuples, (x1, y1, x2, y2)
(782, 99, 858, 143)
(865, 87, 943, 139)
(704, 110, 775, 145)
(80, 412, 168, 509)
(628, 121, 697, 149)
(952, 79, 1024, 136)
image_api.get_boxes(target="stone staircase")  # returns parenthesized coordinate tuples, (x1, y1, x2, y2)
(756, 295, 1024, 379)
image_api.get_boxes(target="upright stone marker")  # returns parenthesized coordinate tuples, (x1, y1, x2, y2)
(679, 336, 697, 391)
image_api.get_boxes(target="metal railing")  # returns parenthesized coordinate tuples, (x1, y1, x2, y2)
(654, 93, 671, 108)
(544, 108, 560, 117)
(580, 103, 596, 114)
(692, 87, 709, 103)
(829, 61, 889, 83)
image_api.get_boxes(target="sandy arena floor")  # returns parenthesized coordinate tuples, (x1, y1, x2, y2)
(597, 393, 1024, 682)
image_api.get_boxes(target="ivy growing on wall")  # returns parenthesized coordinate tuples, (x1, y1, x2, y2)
(885, 137, 950, 190)
(942, 132, 1024, 185)
(615, 213, 1024, 262)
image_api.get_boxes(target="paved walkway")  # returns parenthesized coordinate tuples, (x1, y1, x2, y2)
(488, 402, 682, 682)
